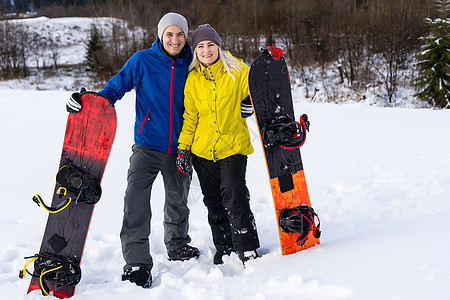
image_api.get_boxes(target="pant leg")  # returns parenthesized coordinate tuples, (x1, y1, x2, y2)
(219, 155, 260, 252)
(192, 154, 233, 251)
(160, 152, 192, 251)
(120, 144, 160, 271)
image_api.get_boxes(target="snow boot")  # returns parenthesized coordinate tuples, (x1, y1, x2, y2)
(168, 245, 200, 261)
(122, 267, 152, 288)
(213, 247, 234, 265)
(237, 250, 259, 265)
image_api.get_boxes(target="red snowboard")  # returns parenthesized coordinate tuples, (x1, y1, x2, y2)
(27, 92, 116, 298)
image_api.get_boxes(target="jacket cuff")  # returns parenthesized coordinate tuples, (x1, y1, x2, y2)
(178, 143, 191, 151)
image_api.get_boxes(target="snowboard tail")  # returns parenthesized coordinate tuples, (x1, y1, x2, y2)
(25, 92, 116, 298)
(248, 48, 320, 255)
(270, 171, 320, 254)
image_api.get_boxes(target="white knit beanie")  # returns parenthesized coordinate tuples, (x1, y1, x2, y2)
(157, 12, 188, 40)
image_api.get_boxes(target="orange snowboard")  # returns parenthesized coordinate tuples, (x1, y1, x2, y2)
(248, 48, 320, 255)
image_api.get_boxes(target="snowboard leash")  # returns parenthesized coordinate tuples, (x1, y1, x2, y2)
(19, 253, 81, 296)
(261, 114, 309, 149)
(278, 205, 321, 246)
(33, 164, 102, 213)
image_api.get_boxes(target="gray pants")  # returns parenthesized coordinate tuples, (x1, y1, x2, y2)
(120, 144, 192, 271)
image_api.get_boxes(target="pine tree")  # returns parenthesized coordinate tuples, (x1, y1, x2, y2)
(415, 0, 450, 109)
(85, 23, 103, 72)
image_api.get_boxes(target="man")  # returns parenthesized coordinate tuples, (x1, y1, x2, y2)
(66, 12, 199, 289)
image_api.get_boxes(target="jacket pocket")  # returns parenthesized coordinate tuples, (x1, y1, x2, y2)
(137, 110, 151, 134)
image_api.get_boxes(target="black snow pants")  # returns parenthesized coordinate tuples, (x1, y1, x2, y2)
(192, 154, 260, 252)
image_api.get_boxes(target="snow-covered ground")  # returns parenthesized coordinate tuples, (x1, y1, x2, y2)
(1, 88, 449, 299)
(1, 17, 449, 300)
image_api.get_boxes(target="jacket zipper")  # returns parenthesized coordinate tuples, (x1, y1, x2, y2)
(137, 110, 151, 134)
(168, 59, 174, 153)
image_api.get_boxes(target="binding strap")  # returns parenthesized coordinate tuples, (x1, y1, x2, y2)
(278, 205, 321, 246)
(32, 192, 72, 214)
(19, 253, 81, 296)
(279, 114, 310, 149)
(33, 164, 101, 213)
(261, 114, 310, 149)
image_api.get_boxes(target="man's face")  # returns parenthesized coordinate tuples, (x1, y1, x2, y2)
(162, 25, 186, 56)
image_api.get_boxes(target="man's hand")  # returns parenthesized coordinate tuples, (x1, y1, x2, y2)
(66, 87, 86, 114)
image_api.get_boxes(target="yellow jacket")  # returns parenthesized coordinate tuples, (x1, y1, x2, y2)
(178, 56, 254, 161)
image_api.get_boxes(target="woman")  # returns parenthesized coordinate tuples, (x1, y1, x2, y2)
(176, 24, 260, 265)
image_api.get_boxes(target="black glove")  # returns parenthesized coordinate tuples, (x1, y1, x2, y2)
(241, 97, 254, 118)
(66, 87, 86, 114)
(176, 149, 193, 176)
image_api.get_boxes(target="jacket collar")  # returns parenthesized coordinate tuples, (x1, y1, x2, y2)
(199, 59, 226, 81)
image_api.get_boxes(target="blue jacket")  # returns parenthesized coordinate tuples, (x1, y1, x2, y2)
(99, 39, 193, 153)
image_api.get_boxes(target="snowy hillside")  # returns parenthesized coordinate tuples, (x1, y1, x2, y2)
(1, 17, 449, 300)
(1, 16, 144, 91)
(7, 16, 143, 67)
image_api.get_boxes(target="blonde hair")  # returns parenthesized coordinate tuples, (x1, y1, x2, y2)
(189, 46, 243, 81)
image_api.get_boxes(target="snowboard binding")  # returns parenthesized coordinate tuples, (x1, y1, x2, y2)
(19, 253, 81, 296)
(261, 114, 310, 149)
(56, 164, 102, 205)
(278, 205, 321, 246)
(33, 164, 102, 213)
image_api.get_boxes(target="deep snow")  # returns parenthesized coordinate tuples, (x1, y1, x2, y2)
(1, 16, 450, 300)
(1, 89, 449, 299)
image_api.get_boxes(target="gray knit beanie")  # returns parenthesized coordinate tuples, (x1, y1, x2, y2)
(192, 24, 221, 49)
(157, 12, 188, 40)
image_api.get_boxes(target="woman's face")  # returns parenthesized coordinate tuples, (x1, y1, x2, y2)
(196, 40, 219, 66)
